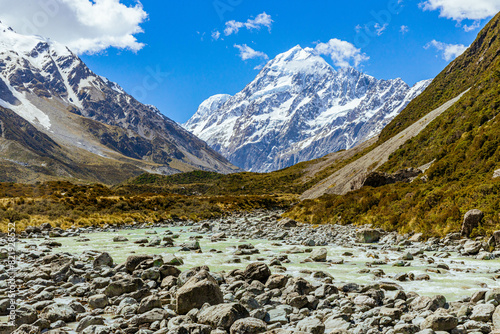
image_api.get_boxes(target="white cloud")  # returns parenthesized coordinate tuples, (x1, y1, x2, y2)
(424, 40, 468, 61)
(374, 23, 388, 36)
(463, 21, 481, 31)
(0, 0, 148, 54)
(314, 38, 369, 68)
(224, 12, 273, 36)
(400, 25, 409, 34)
(419, 0, 500, 21)
(211, 30, 221, 41)
(234, 44, 269, 61)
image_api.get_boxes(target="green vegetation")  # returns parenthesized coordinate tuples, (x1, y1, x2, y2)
(0, 181, 295, 233)
(286, 12, 500, 237)
(120, 167, 310, 196)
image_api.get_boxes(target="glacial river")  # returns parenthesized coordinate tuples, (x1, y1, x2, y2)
(21, 225, 500, 302)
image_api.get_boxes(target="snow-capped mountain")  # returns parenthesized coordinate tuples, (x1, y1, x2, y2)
(184, 45, 432, 172)
(0, 23, 237, 183)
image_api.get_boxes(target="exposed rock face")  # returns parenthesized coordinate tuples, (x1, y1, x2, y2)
(362, 168, 422, 188)
(185, 45, 431, 172)
(461, 209, 484, 237)
(0, 23, 237, 184)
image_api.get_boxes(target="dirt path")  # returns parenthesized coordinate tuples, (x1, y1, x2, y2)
(301, 90, 469, 200)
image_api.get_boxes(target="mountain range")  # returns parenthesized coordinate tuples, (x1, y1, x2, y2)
(184, 46, 431, 172)
(0, 22, 238, 184)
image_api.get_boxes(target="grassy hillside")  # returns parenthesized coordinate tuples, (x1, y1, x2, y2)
(285, 12, 500, 237)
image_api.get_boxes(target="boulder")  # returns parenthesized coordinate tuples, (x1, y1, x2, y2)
(81, 325, 112, 334)
(93, 252, 113, 268)
(296, 317, 325, 334)
(40, 304, 76, 323)
(104, 277, 144, 297)
(163, 254, 184, 266)
(493, 231, 500, 246)
(308, 248, 327, 262)
(461, 209, 484, 237)
(11, 325, 40, 334)
(463, 240, 482, 255)
(113, 236, 128, 242)
(136, 308, 170, 325)
(14, 306, 38, 326)
(471, 303, 495, 322)
(283, 277, 313, 296)
(88, 294, 109, 309)
(356, 228, 381, 243)
(409, 233, 424, 242)
(160, 265, 182, 278)
(421, 313, 458, 331)
(137, 295, 162, 314)
(230, 317, 267, 334)
(197, 303, 249, 330)
(411, 295, 446, 312)
(76, 316, 105, 332)
(486, 288, 500, 303)
(265, 274, 288, 290)
(278, 218, 297, 228)
(494, 169, 500, 178)
(244, 262, 271, 283)
(176, 270, 223, 315)
(125, 255, 153, 273)
(492, 305, 500, 329)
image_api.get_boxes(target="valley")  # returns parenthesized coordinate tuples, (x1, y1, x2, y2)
(1, 3, 500, 334)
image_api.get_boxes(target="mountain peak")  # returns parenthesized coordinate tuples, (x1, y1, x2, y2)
(0, 26, 238, 182)
(185, 45, 431, 172)
(263, 45, 331, 76)
(0, 22, 72, 58)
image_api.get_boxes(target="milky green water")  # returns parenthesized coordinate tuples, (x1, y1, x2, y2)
(22, 226, 500, 302)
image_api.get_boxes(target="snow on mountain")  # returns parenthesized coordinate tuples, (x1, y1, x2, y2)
(0, 22, 237, 180)
(184, 45, 432, 172)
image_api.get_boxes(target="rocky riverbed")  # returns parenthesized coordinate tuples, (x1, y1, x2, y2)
(2, 210, 500, 334)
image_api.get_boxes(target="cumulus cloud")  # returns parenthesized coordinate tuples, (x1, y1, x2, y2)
(0, 0, 148, 54)
(234, 44, 269, 61)
(400, 25, 409, 34)
(419, 0, 500, 22)
(314, 38, 369, 68)
(211, 30, 221, 41)
(424, 40, 468, 61)
(224, 12, 273, 36)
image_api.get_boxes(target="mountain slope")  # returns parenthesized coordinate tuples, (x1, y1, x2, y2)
(285, 11, 500, 236)
(0, 23, 238, 183)
(184, 46, 430, 172)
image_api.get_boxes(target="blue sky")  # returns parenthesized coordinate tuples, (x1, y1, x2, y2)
(3, 0, 497, 123)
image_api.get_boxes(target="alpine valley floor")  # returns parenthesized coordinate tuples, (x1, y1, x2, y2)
(5, 211, 500, 334)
